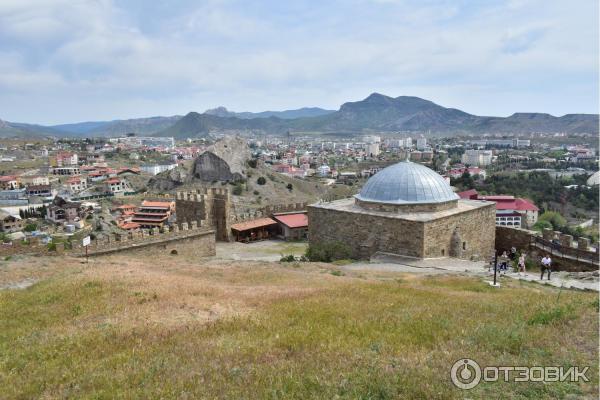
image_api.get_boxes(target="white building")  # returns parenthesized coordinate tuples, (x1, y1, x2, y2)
(366, 143, 380, 157)
(416, 137, 427, 150)
(112, 136, 175, 149)
(318, 165, 331, 176)
(140, 163, 178, 175)
(362, 135, 381, 144)
(461, 149, 493, 166)
(67, 176, 88, 192)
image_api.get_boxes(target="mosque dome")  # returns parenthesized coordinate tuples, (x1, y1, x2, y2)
(355, 160, 459, 209)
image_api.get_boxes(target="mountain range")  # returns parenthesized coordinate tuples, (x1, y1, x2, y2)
(204, 106, 334, 119)
(1, 93, 597, 138)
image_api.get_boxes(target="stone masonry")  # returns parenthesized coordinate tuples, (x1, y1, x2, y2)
(308, 198, 496, 261)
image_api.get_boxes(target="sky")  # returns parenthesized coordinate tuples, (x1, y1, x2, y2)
(0, 0, 598, 125)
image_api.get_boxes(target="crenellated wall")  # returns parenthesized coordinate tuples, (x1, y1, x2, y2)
(175, 187, 307, 241)
(75, 222, 215, 257)
(495, 226, 599, 271)
(175, 188, 231, 241)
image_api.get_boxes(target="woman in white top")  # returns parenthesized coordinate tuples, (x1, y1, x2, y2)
(518, 253, 526, 276)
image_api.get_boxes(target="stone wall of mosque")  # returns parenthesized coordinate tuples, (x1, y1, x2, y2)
(308, 206, 425, 259)
(422, 202, 496, 261)
(308, 201, 496, 261)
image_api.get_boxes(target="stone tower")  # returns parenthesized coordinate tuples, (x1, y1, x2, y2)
(175, 188, 232, 241)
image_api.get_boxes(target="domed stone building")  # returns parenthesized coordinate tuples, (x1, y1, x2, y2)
(308, 160, 496, 260)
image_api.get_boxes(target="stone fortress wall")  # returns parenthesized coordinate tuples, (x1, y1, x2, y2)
(74, 221, 215, 257)
(174, 187, 307, 241)
(495, 225, 599, 271)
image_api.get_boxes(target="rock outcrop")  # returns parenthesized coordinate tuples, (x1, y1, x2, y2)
(192, 152, 240, 182)
(148, 136, 250, 191)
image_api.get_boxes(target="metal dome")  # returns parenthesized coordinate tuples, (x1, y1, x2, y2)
(355, 160, 459, 205)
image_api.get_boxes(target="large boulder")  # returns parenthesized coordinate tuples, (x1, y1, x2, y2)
(206, 136, 250, 177)
(148, 166, 189, 191)
(192, 151, 241, 182)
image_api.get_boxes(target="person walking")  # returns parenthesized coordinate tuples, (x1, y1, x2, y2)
(518, 253, 526, 276)
(540, 255, 552, 280)
(499, 251, 509, 274)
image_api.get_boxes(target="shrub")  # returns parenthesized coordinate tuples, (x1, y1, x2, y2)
(305, 241, 353, 262)
(533, 220, 552, 231)
(527, 305, 575, 326)
(537, 211, 567, 229)
(253, 190, 259, 195)
(286, 183, 293, 192)
(257, 177, 267, 185)
(232, 184, 243, 196)
(247, 159, 258, 168)
(24, 223, 37, 232)
(279, 254, 296, 262)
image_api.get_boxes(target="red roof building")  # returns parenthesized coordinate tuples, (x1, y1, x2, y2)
(272, 212, 309, 240)
(457, 189, 539, 228)
(131, 200, 175, 228)
(230, 217, 278, 242)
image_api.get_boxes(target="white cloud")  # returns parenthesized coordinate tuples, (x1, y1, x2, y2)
(0, 0, 596, 124)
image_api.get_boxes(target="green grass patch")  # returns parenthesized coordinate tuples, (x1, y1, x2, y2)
(0, 273, 597, 399)
(527, 305, 576, 326)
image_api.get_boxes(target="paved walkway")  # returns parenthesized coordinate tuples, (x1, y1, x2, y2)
(499, 270, 599, 291)
(346, 255, 599, 292)
(214, 242, 599, 292)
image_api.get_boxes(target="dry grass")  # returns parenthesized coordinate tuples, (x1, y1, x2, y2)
(0, 251, 597, 399)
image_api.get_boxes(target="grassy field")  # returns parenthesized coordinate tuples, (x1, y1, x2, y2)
(0, 251, 597, 399)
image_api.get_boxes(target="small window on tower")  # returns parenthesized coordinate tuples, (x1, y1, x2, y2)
(462, 242, 466, 250)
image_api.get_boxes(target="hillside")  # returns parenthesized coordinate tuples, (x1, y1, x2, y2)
(0, 119, 66, 138)
(147, 136, 332, 205)
(204, 106, 335, 119)
(52, 115, 182, 136)
(1, 251, 597, 398)
(155, 93, 599, 137)
(3, 93, 598, 139)
(154, 112, 289, 139)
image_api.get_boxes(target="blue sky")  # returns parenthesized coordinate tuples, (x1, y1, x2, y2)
(0, 0, 597, 125)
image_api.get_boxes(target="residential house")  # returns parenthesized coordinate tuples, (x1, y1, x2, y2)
(19, 175, 49, 186)
(67, 176, 88, 192)
(0, 175, 19, 190)
(46, 196, 84, 224)
(0, 211, 24, 233)
(26, 184, 52, 197)
(51, 152, 78, 167)
(448, 166, 487, 179)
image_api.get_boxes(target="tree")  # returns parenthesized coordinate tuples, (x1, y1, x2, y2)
(537, 211, 566, 229)
(232, 184, 243, 196)
(257, 177, 267, 185)
(286, 183, 293, 192)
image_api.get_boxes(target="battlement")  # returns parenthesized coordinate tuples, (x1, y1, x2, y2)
(74, 221, 215, 257)
(143, 193, 174, 200)
(175, 187, 230, 201)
